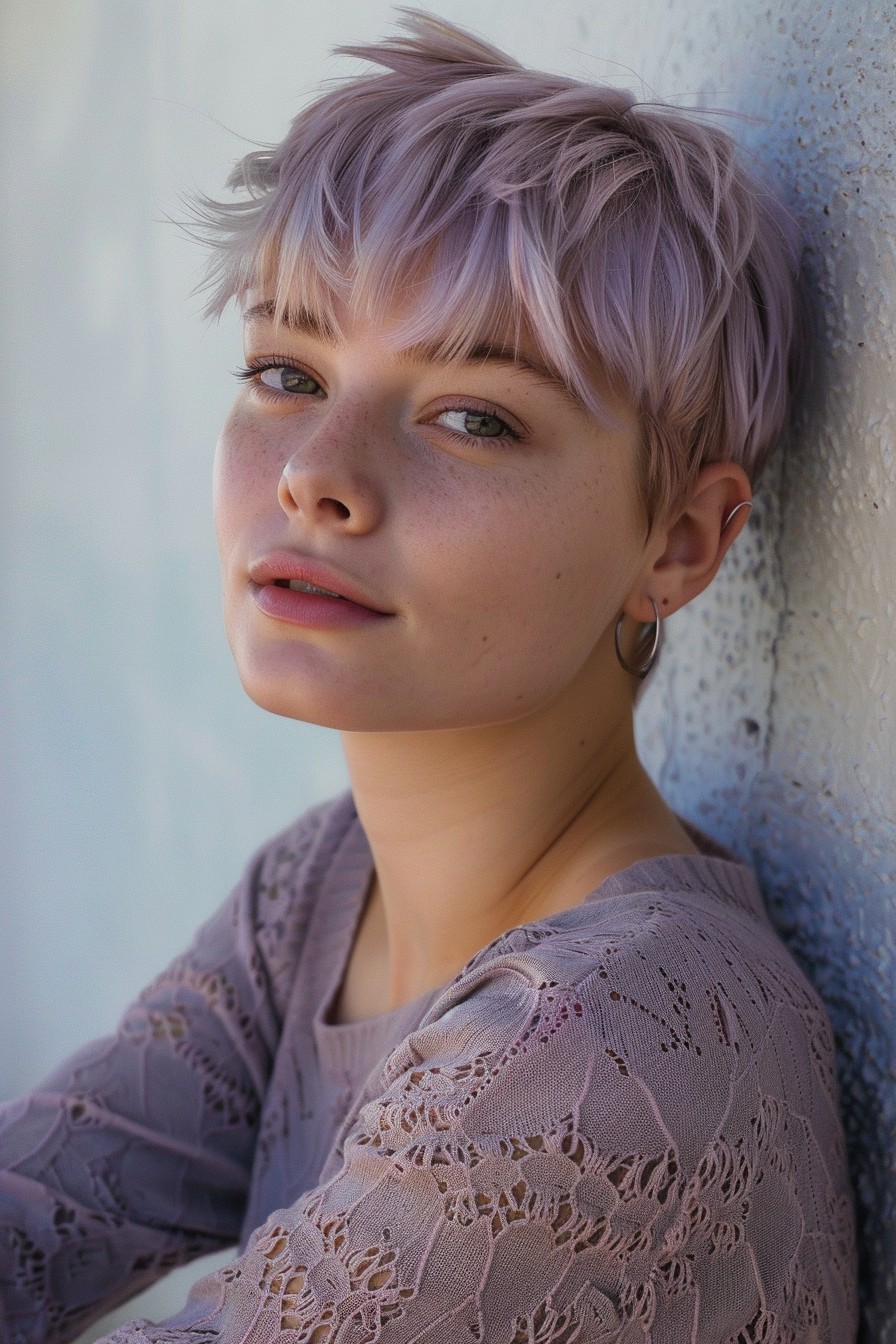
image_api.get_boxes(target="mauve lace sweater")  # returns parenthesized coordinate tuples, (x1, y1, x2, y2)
(0, 790, 857, 1343)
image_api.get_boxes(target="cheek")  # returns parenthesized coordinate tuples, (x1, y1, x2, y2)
(396, 463, 638, 725)
(212, 408, 273, 551)
(429, 459, 639, 641)
(553, 465, 642, 598)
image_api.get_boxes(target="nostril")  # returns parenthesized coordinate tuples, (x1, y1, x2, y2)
(321, 497, 351, 520)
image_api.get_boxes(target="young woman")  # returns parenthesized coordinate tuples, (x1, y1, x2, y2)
(0, 13, 857, 1343)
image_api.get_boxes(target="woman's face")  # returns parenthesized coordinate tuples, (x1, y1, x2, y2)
(214, 292, 651, 731)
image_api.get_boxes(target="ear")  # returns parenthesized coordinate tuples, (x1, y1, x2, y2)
(624, 461, 753, 622)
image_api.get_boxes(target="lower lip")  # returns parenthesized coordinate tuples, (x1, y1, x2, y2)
(250, 582, 393, 629)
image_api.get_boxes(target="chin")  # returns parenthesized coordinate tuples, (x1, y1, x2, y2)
(235, 666, 555, 735)
(227, 633, 570, 733)
(232, 661, 402, 731)
(237, 680, 410, 731)
(236, 667, 364, 730)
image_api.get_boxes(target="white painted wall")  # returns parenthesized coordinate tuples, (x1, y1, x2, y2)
(1, 2, 892, 1339)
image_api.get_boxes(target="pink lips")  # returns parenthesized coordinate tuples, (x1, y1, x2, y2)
(248, 551, 394, 630)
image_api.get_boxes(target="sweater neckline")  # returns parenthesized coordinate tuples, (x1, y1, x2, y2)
(313, 791, 764, 1038)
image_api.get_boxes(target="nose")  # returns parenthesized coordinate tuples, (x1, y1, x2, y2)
(277, 419, 385, 535)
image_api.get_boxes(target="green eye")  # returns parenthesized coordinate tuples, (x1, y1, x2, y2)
(438, 409, 516, 440)
(259, 367, 322, 396)
(463, 412, 505, 437)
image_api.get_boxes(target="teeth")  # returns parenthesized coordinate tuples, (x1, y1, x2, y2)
(286, 579, 344, 598)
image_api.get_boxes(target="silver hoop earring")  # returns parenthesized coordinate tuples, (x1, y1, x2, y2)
(722, 499, 753, 532)
(614, 597, 662, 679)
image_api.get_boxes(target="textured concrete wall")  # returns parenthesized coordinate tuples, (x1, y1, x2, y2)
(632, 6, 896, 1337)
(2, 1, 893, 1340)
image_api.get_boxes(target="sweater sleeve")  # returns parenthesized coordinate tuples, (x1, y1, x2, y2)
(0, 803, 331, 1344)
(87, 901, 857, 1344)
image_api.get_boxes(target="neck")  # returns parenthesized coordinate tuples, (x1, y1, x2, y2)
(340, 657, 695, 1009)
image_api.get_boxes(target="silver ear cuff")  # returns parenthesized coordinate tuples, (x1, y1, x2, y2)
(614, 596, 662, 679)
(722, 499, 753, 532)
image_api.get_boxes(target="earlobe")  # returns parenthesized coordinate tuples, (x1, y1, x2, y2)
(625, 461, 753, 622)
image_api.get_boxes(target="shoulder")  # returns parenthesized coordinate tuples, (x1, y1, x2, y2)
(230, 789, 360, 1012)
(370, 869, 856, 1339)
(135, 790, 359, 1028)
(246, 787, 358, 896)
(402, 859, 847, 1189)
(246, 788, 357, 910)
(428, 856, 830, 1038)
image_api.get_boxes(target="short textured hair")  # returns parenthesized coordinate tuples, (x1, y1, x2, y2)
(187, 10, 803, 524)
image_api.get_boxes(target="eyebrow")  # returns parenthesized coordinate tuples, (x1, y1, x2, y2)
(242, 298, 584, 407)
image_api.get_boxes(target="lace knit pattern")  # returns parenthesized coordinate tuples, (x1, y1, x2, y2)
(0, 792, 858, 1343)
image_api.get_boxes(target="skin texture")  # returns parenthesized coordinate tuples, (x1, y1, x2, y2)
(215, 292, 751, 1017)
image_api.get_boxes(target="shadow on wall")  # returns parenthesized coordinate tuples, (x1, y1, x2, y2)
(638, 9, 896, 1334)
(754, 787, 895, 1336)
(753, 29, 896, 1338)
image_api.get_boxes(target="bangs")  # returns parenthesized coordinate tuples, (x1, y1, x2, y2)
(246, 216, 616, 424)
(191, 84, 621, 426)
(184, 11, 802, 522)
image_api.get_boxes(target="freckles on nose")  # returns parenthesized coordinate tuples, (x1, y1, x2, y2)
(277, 459, 351, 518)
(273, 434, 388, 532)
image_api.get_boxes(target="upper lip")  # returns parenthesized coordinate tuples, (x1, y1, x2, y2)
(248, 551, 393, 614)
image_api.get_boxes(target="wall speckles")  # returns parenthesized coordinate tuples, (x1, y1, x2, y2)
(632, 3, 896, 1337)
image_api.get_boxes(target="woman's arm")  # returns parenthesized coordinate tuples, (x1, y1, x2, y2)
(0, 802, 330, 1344)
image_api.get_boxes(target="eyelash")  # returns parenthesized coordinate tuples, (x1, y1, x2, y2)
(232, 357, 522, 443)
(232, 356, 323, 401)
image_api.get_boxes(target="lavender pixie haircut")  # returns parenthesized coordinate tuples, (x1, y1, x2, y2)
(190, 10, 803, 523)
